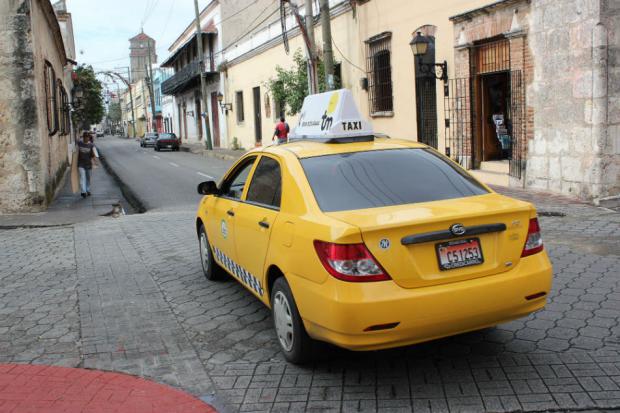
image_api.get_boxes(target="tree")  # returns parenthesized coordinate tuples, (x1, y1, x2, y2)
(267, 48, 340, 116)
(108, 101, 121, 124)
(73, 65, 104, 129)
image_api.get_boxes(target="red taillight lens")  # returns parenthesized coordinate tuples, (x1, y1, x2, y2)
(521, 217, 544, 257)
(313, 240, 391, 282)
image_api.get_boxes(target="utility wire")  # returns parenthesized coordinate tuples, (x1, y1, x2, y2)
(218, 1, 279, 56)
(332, 37, 366, 73)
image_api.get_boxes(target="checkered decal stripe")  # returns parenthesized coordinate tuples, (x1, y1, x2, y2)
(212, 245, 264, 296)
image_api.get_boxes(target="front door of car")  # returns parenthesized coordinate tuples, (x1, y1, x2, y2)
(207, 156, 257, 271)
(234, 155, 282, 299)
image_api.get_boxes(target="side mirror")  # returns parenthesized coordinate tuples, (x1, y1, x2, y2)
(197, 181, 219, 195)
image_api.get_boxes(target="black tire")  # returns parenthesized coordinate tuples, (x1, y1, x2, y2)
(198, 225, 222, 281)
(271, 277, 314, 364)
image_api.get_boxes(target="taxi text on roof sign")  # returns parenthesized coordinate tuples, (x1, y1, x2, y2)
(290, 89, 374, 142)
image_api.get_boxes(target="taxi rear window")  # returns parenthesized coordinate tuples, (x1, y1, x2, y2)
(300, 148, 488, 212)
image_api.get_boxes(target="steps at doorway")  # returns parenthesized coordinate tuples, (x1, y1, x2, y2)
(480, 160, 509, 174)
(470, 161, 510, 186)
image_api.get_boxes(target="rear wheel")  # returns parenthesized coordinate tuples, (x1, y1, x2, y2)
(271, 277, 314, 364)
(199, 225, 222, 281)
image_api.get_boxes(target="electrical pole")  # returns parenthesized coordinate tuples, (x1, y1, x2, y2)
(140, 77, 149, 133)
(114, 66, 136, 138)
(304, 0, 318, 94)
(193, 0, 213, 150)
(147, 41, 158, 133)
(319, 0, 335, 90)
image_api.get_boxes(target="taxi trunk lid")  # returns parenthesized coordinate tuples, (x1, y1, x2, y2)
(326, 193, 534, 289)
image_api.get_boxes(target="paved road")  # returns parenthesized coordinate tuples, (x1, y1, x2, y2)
(96, 137, 233, 211)
(3, 138, 620, 412)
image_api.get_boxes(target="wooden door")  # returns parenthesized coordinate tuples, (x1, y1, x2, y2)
(253, 87, 262, 144)
(211, 92, 220, 147)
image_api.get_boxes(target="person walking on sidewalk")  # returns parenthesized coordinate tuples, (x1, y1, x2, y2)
(272, 116, 289, 145)
(78, 132, 98, 198)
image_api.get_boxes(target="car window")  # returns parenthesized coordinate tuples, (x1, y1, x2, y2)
(160, 133, 175, 139)
(300, 148, 489, 212)
(222, 157, 256, 200)
(245, 156, 282, 208)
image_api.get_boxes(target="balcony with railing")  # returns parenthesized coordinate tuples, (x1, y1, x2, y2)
(161, 58, 219, 95)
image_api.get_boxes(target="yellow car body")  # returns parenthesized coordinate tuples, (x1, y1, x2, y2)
(195, 138, 552, 353)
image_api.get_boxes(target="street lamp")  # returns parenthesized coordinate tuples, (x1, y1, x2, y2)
(216, 92, 232, 114)
(71, 84, 84, 108)
(410, 31, 448, 82)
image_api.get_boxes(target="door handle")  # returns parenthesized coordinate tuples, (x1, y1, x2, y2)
(227, 209, 235, 217)
(258, 220, 270, 229)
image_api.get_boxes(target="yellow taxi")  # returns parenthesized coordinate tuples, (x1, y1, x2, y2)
(195, 90, 552, 363)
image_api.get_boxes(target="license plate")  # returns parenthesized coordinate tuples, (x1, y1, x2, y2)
(436, 238, 484, 271)
(166, 145, 172, 148)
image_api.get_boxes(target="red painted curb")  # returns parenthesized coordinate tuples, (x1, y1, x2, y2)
(0, 364, 217, 413)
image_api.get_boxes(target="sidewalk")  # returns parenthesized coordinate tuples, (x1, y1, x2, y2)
(179, 142, 244, 161)
(0, 163, 133, 228)
(0, 364, 216, 413)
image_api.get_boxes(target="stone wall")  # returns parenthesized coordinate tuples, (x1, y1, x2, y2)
(0, 0, 71, 213)
(526, 0, 619, 200)
(600, 0, 620, 198)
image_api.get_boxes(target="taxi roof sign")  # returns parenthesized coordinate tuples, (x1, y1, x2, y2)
(289, 89, 374, 142)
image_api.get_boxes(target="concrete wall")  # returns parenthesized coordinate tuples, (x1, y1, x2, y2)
(526, 0, 619, 200)
(0, 0, 71, 213)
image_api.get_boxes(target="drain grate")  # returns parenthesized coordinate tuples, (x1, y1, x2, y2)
(538, 211, 566, 217)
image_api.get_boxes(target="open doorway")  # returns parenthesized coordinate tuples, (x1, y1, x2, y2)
(476, 71, 511, 162)
(195, 98, 203, 140)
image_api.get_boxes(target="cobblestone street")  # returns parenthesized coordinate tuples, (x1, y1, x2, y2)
(1, 186, 619, 412)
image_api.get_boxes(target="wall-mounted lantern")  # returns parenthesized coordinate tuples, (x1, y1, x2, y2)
(71, 84, 84, 109)
(410, 32, 448, 82)
(217, 92, 232, 114)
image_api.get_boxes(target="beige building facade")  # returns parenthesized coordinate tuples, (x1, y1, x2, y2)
(0, 0, 76, 212)
(222, 0, 619, 202)
(121, 78, 152, 138)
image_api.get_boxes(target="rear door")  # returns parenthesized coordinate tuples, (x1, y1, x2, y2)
(207, 156, 257, 272)
(301, 148, 533, 288)
(233, 155, 282, 299)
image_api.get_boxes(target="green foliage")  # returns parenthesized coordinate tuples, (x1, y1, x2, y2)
(231, 137, 243, 151)
(267, 48, 340, 116)
(73, 65, 104, 129)
(108, 101, 121, 123)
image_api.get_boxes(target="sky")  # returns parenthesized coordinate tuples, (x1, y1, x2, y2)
(67, 0, 208, 85)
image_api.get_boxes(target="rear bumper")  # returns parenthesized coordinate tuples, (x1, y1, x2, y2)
(290, 252, 552, 351)
(157, 142, 178, 148)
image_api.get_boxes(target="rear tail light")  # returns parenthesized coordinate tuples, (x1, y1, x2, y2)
(521, 217, 544, 257)
(313, 240, 391, 282)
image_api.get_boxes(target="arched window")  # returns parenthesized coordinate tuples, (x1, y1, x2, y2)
(44, 61, 58, 135)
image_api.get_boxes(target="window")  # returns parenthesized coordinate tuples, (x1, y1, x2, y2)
(44, 61, 58, 135)
(58, 84, 70, 135)
(365, 32, 393, 115)
(222, 157, 256, 199)
(246, 156, 282, 208)
(300, 148, 488, 212)
(236, 91, 244, 123)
